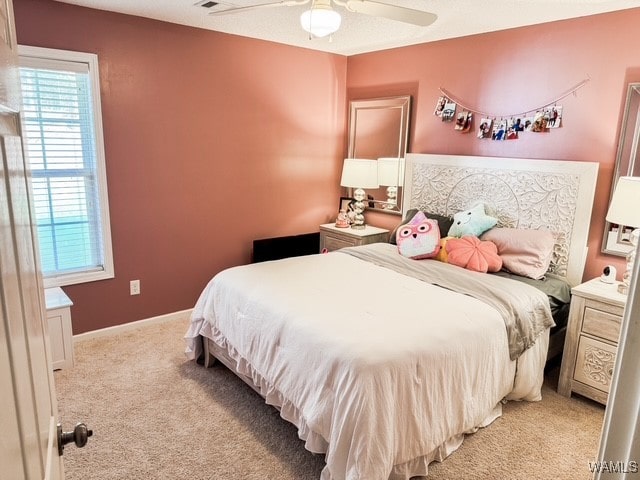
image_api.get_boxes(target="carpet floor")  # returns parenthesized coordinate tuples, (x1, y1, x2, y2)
(54, 316, 604, 479)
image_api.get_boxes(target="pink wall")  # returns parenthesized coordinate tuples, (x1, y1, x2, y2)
(14, 1, 639, 333)
(351, 9, 640, 282)
(15, 0, 347, 333)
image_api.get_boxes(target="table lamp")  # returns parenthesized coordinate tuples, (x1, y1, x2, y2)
(377, 157, 405, 209)
(340, 158, 379, 229)
(605, 176, 640, 294)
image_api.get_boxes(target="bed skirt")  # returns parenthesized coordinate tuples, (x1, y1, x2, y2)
(196, 325, 549, 479)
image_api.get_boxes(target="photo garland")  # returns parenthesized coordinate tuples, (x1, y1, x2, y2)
(434, 79, 589, 141)
(435, 96, 562, 140)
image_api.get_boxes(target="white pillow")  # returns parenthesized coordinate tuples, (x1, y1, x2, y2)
(481, 228, 555, 279)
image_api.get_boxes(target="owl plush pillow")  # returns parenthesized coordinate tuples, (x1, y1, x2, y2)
(447, 203, 498, 238)
(389, 209, 453, 246)
(396, 211, 441, 259)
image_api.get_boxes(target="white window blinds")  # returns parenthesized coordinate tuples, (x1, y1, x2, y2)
(19, 46, 113, 287)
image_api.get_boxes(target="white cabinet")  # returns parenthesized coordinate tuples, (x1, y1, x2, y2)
(44, 287, 74, 370)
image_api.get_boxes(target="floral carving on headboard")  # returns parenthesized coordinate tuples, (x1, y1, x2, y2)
(409, 164, 580, 278)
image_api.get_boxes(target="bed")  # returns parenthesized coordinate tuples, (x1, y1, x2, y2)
(185, 154, 598, 479)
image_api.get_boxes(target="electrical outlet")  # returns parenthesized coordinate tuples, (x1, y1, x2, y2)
(130, 280, 140, 295)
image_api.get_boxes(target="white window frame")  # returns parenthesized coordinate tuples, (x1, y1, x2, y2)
(18, 45, 114, 288)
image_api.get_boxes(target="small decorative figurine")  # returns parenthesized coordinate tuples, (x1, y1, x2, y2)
(335, 209, 350, 228)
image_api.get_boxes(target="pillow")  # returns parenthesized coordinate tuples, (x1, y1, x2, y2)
(390, 209, 453, 245)
(396, 211, 441, 259)
(481, 227, 555, 279)
(447, 203, 498, 238)
(445, 236, 503, 273)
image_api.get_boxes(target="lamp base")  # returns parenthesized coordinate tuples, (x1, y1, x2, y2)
(618, 228, 639, 296)
(350, 211, 366, 229)
(350, 189, 367, 229)
(383, 186, 397, 209)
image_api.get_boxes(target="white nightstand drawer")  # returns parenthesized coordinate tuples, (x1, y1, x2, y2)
(323, 234, 356, 251)
(582, 307, 622, 344)
(319, 224, 389, 253)
(573, 335, 616, 394)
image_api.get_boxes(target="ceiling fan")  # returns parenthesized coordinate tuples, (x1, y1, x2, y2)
(209, 0, 438, 38)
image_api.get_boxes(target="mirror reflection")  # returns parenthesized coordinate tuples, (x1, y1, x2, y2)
(602, 82, 640, 256)
(347, 95, 411, 215)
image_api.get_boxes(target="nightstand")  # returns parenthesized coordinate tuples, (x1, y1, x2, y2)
(557, 278, 627, 404)
(319, 223, 389, 252)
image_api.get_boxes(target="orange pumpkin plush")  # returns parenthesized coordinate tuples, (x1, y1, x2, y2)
(445, 236, 502, 273)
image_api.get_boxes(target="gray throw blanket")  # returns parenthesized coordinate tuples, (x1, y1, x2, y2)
(339, 243, 555, 360)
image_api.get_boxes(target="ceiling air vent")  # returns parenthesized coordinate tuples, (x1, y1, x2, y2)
(194, 1, 219, 8)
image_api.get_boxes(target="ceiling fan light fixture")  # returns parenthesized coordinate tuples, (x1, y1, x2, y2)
(300, 5, 341, 38)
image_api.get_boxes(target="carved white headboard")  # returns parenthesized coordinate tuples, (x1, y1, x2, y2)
(403, 154, 599, 286)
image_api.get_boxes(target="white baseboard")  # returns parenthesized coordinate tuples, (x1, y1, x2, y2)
(73, 308, 193, 343)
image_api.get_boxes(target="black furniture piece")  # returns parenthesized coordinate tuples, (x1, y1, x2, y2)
(252, 232, 320, 263)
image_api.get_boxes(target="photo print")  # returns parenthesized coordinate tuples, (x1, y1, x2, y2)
(544, 105, 562, 128)
(511, 117, 525, 133)
(477, 118, 493, 139)
(434, 95, 448, 117)
(491, 119, 508, 140)
(505, 118, 520, 139)
(441, 100, 457, 122)
(531, 111, 547, 132)
(455, 111, 473, 132)
(523, 116, 534, 132)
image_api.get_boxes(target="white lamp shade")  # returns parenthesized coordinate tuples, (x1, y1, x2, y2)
(340, 158, 379, 189)
(377, 157, 406, 187)
(606, 176, 640, 227)
(300, 6, 341, 38)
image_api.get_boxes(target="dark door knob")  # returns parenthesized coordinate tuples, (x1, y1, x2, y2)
(57, 422, 93, 456)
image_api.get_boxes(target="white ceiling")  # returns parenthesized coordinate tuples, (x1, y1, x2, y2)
(54, 0, 640, 56)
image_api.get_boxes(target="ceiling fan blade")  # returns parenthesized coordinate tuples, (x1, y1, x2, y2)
(343, 0, 437, 27)
(209, 0, 310, 16)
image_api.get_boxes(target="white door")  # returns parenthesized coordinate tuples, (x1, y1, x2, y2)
(1, 0, 71, 478)
(0, 125, 63, 480)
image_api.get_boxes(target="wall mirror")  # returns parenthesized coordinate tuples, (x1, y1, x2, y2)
(602, 82, 640, 256)
(347, 95, 411, 215)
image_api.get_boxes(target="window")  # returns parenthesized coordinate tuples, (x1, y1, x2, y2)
(18, 46, 113, 287)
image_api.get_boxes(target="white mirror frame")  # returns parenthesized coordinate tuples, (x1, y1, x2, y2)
(346, 95, 411, 215)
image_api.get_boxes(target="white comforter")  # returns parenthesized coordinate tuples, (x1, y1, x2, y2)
(185, 244, 549, 479)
